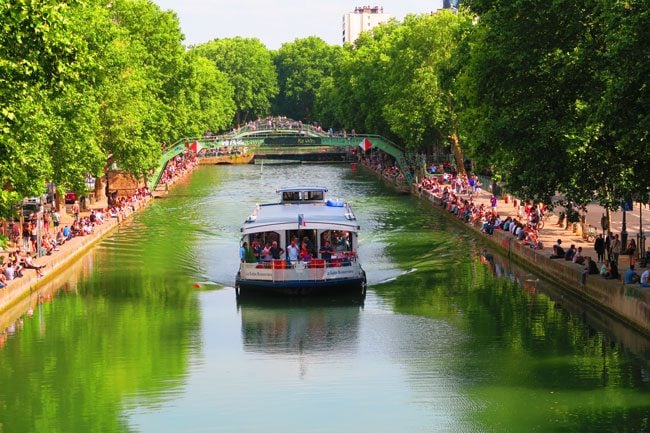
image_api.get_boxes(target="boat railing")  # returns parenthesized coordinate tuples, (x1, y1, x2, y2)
(243, 252, 359, 271)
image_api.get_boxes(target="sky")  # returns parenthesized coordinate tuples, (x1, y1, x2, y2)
(151, 1, 444, 49)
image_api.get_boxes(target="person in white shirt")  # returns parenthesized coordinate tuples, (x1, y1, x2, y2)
(641, 269, 650, 287)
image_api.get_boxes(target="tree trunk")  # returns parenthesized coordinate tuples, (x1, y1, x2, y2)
(94, 175, 106, 203)
(448, 96, 466, 177)
(450, 132, 466, 177)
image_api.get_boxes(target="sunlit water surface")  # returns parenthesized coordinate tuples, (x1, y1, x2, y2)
(0, 164, 648, 433)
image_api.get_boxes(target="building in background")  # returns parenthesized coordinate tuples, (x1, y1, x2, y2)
(342, 6, 392, 44)
(442, 0, 461, 10)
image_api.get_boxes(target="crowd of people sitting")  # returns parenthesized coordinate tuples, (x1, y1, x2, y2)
(1, 187, 152, 290)
(200, 146, 248, 158)
(419, 168, 546, 251)
(159, 153, 197, 188)
(361, 152, 404, 181)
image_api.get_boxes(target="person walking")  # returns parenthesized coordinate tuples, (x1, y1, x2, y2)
(600, 213, 608, 236)
(605, 231, 614, 262)
(72, 201, 80, 222)
(594, 234, 605, 263)
(626, 239, 637, 266)
(610, 234, 621, 265)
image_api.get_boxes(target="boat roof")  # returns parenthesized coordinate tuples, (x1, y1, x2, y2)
(242, 200, 359, 235)
(277, 186, 328, 193)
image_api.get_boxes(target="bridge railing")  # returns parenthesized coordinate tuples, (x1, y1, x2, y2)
(147, 132, 411, 191)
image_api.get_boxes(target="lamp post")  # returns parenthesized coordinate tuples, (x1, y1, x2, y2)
(36, 211, 42, 257)
(621, 204, 628, 254)
(640, 201, 644, 260)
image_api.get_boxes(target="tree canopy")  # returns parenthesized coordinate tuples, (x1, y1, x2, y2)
(459, 0, 649, 207)
(1, 1, 646, 217)
(192, 37, 278, 125)
(0, 0, 236, 216)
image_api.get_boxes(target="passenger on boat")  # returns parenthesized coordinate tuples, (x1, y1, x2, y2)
(299, 243, 312, 262)
(286, 238, 299, 261)
(319, 241, 334, 262)
(251, 239, 262, 262)
(240, 242, 257, 263)
(261, 243, 273, 261)
(334, 232, 349, 252)
(302, 236, 315, 256)
(270, 241, 284, 259)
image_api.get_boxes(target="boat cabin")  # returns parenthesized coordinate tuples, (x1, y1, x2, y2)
(241, 187, 359, 263)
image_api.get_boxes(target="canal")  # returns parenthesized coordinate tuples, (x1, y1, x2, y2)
(0, 164, 648, 433)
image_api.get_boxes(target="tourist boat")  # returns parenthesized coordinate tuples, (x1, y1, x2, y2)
(235, 187, 366, 296)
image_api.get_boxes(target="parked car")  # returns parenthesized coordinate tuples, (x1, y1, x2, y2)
(22, 197, 43, 221)
(65, 191, 77, 204)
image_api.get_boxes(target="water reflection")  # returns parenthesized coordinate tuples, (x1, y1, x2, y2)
(237, 294, 364, 355)
(479, 247, 650, 362)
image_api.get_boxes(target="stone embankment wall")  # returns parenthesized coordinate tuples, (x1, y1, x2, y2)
(418, 189, 649, 335)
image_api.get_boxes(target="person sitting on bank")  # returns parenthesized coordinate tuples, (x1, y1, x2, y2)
(21, 255, 45, 277)
(604, 260, 620, 280)
(550, 239, 565, 259)
(572, 247, 585, 265)
(584, 256, 599, 275)
(565, 244, 577, 261)
(624, 264, 640, 284)
(319, 241, 334, 262)
(0, 267, 6, 288)
(640, 269, 650, 288)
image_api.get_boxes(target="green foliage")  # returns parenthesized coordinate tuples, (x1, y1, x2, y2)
(192, 37, 278, 124)
(170, 52, 236, 137)
(272, 37, 341, 122)
(460, 0, 649, 207)
(0, 0, 239, 216)
(314, 13, 470, 151)
(0, 0, 87, 214)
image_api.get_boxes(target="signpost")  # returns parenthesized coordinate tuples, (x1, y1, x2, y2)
(621, 200, 633, 252)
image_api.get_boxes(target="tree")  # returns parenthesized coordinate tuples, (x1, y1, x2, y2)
(272, 37, 341, 122)
(0, 0, 99, 214)
(192, 37, 278, 124)
(459, 0, 601, 204)
(169, 52, 236, 137)
(380, 12, 472, 154)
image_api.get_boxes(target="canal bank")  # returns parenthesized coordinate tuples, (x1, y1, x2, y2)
(360, 163, 649, 335)
(0, 161, 198, 316)
(0, 200, 151, 317)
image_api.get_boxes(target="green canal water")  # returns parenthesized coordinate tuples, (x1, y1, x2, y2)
(0, 164, 648, 433)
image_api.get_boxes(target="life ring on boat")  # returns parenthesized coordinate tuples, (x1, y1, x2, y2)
(326, 199, 344, 207)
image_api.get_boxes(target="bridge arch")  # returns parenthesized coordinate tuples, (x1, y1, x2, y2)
(148, 120, 411, 191)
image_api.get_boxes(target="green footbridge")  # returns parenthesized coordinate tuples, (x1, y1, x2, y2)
(148, 125, 414, 191)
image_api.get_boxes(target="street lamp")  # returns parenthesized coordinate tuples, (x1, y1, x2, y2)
(621, 200, 629, 253)
(640, 187, 649, 261)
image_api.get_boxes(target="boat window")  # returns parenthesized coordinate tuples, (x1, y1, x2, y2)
(305, 190, 323, 201)
(282, 191, 300, 201)
(251, 231, 280, 247)
(287, 229, 317, 255)
(321, 230, 351, 252)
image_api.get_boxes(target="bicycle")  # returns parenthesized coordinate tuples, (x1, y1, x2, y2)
(532, 210, 552, 230)
(583, 225, 599, 243)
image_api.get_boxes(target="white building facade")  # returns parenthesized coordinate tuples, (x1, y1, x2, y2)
(342, 6, 392, 44)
